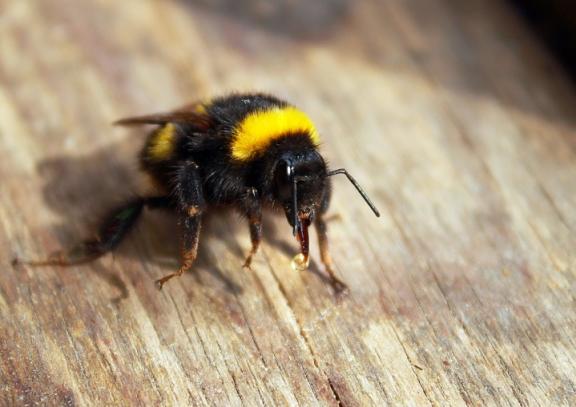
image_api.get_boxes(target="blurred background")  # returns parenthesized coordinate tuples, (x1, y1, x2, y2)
(2, 0, 576, 405)
(512, 0, 576, 79)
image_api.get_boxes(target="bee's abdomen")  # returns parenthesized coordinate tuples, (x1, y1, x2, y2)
(143, 123, 178, 163)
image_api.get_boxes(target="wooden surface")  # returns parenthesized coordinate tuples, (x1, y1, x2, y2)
(1, 0, 576, 405)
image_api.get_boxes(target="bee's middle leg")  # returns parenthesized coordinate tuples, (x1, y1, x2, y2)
(156, 161, 205, 289)
(242, 187, 262, 269)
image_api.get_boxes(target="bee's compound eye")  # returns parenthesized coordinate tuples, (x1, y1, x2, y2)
(286, 163, 293, 178)
(273, 160, 293, 202)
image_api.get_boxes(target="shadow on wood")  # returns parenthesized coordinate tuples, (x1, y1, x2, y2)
(31, 141, 246, 297)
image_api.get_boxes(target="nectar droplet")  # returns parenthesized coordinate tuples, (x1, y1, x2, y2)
(291, 253, 309, 271)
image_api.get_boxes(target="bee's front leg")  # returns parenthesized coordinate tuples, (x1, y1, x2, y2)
(315, 184, 348, 295)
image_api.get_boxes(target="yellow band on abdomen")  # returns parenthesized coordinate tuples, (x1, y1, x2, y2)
(148, 123, 176, 161)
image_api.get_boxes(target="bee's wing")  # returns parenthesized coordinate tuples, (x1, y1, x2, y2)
(114, 104, 209, 127)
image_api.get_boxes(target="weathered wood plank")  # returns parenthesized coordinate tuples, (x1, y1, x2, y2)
(1, 0, 576, 405)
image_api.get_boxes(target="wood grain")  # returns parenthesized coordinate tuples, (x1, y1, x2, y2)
(1, 0, 576, 405)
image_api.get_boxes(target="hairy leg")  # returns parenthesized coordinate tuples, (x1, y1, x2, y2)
(155, 161, 205, 289)
(315, 185, 348, 294)
(19, 196, 171, 267)
(242, 187, 262, 269)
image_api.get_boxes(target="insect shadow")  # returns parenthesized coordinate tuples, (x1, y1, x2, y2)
(33, 140, 332, 298)
(34, 144, 241, 298)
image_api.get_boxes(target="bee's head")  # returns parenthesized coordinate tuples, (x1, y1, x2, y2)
(266, 140, 380, 265)
(272, 150, 327, 234)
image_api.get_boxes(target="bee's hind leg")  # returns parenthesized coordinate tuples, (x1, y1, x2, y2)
(15, 196, 172, 267)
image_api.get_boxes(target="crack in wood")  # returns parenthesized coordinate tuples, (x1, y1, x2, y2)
(327, 377, 344, 407)
(265, 262, 344, 406)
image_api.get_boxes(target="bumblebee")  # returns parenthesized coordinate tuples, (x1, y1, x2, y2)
(25, 93, 380, 293)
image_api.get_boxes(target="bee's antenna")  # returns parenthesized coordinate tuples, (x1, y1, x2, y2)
(327, 168, 380, 217)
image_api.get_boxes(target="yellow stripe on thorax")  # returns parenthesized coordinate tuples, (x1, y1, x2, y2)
(231, 106, 320, 161)
(148, 123, 176, 161)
